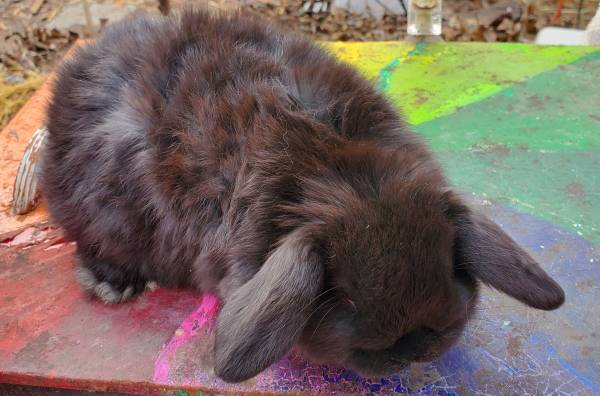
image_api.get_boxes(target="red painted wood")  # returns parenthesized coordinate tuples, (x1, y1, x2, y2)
(0, 228, 206, 395)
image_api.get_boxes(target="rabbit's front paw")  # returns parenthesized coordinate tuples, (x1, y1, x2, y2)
(74, 254, 154, 304)
(74, 265, 138, 304)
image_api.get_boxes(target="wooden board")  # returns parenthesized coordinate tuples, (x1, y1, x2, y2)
(1, 42, 599, 395)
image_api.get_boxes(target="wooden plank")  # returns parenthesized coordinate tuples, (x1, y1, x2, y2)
(1, 42, 599, 395)
(0, 42, 84, 240)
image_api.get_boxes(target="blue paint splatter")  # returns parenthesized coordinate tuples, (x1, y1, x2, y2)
(378, 59, 400, 92)
(378, 43, 428, 92)
(407, 42, 428, 57)
(530, 333, 600, 394)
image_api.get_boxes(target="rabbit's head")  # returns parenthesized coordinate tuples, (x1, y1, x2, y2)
(214, 146, 564, 382)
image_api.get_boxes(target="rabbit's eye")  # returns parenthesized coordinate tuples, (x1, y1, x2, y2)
(344, 297, 358, 312)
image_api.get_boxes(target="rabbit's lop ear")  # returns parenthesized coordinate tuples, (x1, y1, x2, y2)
(453, 207, 565, 310)
(214, 229, 323, 382)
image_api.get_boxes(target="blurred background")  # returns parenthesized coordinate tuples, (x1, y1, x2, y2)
(1, 0, 599, 130)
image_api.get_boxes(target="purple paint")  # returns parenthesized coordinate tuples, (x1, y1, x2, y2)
(153, 293, 220, 384)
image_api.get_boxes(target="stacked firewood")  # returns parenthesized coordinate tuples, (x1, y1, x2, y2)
(443, 0, 533, 42)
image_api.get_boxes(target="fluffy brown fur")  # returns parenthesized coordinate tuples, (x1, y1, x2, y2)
(41, 9, 564, 382)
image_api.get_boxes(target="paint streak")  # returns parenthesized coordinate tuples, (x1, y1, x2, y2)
(378, 58, 400, 92)
(325, 41, 414, 80)
(327, 42, 596, 125)
(256, 353, 457, 395)
(407, 42, 428, 57)
(153, 294, 220, 384)
(378, 44, 431, 92)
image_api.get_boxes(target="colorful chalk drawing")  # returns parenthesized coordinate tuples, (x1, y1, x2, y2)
(154, 202, 600, 395)
(154, 294, 220, 384)
(154, 43, 600, 394)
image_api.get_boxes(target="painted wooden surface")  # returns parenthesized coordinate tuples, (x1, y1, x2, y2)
(1, 42, 599, 395)
(0, 77, 52, 238)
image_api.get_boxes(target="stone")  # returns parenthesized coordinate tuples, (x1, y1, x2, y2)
(47, 2, 137, 31)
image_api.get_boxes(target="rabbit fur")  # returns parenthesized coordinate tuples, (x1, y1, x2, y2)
(41, 9, 565, 382)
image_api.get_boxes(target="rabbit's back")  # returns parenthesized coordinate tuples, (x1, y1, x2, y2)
(41, 11, 324, 288)
(41, 9, 424, 292)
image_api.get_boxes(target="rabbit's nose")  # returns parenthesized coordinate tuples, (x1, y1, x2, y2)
(356, 332, 398, 351)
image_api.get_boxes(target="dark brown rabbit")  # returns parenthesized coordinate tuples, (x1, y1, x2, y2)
(40, 9, 565, 383)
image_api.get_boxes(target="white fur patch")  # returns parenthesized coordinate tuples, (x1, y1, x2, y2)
(74, 265, 138, 304)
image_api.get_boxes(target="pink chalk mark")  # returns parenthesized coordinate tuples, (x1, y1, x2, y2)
(153, 293, 220, 384)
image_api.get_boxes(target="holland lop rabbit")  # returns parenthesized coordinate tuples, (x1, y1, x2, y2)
(41, 9, 565, 383)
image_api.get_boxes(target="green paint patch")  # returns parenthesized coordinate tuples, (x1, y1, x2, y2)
(417, 51, 600, 244)
(415, 51, 600, 151)
(439, 150, 600, 244)
(389, 43, 597, 125)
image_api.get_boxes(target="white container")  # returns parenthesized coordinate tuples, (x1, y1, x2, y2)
(535, 27, 586, 46)
(586, 3, 600, 44)
(407, 0, 442, 36)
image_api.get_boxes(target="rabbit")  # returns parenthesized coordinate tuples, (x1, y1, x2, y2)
(40, 8, 565, 383)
